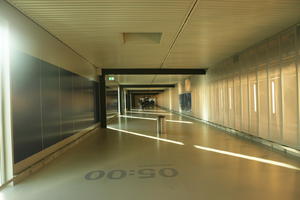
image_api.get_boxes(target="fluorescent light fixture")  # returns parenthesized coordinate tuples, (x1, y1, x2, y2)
(194, 145, 300, 171)
(219, 88, 223, 109)
(117, 87, 120, 114)
(108, 76, 115, 81)
(229, 87, 232, 110)
(169, 89, 172, 109)
(166, 119, 193, 124)
(271, 81, 275, 114)
(253, 83, 257, 112)
(107, 127, 184, 145)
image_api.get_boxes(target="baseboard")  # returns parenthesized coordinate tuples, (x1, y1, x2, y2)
(157, 106, 300, 160)
(13, 123, 100, 184)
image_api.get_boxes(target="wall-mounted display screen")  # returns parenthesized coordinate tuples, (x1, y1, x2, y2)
(179, 93, 191, 112)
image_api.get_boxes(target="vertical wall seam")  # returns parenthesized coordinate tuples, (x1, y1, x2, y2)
(247, 70, 250, 133)
(58, 69, 62, 140)
(256, 65, 259, 136)
(233, 73, 236, 129)
(39, 60, 44, 149)
(226, 79, 229, 127)
(239, 70, 242, 132)
(257, 69, 261, 137)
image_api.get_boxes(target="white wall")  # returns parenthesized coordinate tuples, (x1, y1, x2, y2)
(157, 25, 300, 150)
(0, 1, 97, 80)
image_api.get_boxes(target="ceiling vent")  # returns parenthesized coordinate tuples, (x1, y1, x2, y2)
(123, 32, 162, 44)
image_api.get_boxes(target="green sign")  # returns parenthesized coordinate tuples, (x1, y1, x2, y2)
(108, 77, 115, 81)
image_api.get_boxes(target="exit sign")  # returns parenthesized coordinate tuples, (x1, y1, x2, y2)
(108, 77, 115, 81)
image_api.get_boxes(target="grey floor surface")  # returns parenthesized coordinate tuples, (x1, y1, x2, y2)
(2, 109, 300, 200)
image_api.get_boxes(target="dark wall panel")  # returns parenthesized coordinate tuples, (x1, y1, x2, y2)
(126, 92, 130, 111)
(179, 93, 192, 112)
(41, 62, 61, 148)
(82, 79, 95, 128)
(94, 82, 100, 122)
(80, 78, 88, 128)
(11, 50, 97, 164)
(73, 75, 83, 131)
(60, 69, 75, 139)
(78, 78, 95, 128)
(11, 51, 43, 163)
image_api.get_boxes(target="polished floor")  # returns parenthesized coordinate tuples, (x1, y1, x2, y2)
(1, 109, 300, 200)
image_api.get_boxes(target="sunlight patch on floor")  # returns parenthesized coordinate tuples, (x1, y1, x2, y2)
(194, 145, 300, 171)
(107, 126, 184, 145)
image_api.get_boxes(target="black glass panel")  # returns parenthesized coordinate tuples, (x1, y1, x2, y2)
(60, 70, 75, 139)
(10, 51, 43, 163)
(41, 62, 60, 148)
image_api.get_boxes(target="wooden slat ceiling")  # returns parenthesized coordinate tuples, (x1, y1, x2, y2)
(165, 0, 300, 68)
(7, 0, 300, 71)
(7, 0, 194, 69)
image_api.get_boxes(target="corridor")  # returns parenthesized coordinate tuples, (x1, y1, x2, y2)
(2, 109, 300, 200)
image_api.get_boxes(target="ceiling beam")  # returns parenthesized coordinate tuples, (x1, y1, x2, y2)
(131, 93, 160, 96)
(120, 84, 175, 88)
(102, 68, 206, 75)
(127, 90, 165, 93)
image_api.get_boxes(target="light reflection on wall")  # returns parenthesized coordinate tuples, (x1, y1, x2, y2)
(168, 89, 172, 110)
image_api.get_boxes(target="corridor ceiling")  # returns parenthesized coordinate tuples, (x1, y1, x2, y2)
(116, 74, 191, 84)
(7, 0, 300, 69)
(105, 74, 190, 88)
